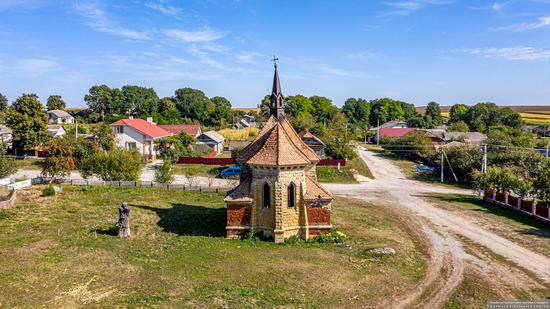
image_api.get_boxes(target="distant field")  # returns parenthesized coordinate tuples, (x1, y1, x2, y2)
(233, 107, 260, 114)
(422, 106, 550, 126)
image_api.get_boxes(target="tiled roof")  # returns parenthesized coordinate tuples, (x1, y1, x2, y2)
(158, 124, 201, 137)
(201, 131, 226, 143)
(111, 119, 172, 139)
(304, 176, 333, 201)
(299, 128, 325, 146)
(224, 177, 253, 203)
(237, 116, 319, 166)
(379, 128, 416, 138)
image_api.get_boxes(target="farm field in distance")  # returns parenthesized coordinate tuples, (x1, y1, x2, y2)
(419, 105, 550, 126)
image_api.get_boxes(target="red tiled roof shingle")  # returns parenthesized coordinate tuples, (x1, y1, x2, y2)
(158, 124, 201, 137)
(111, 119, 172, 139)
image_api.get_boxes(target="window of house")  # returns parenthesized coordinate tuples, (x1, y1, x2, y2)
(127, 142, 137, 150)
(117, 126, 124, 134)
(263, 183, 271, 208)
(287, 183, 296, 208)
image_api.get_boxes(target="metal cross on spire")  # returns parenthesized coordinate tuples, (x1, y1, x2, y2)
(271, 55, 279, 68)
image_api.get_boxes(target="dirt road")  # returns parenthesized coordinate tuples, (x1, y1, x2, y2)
(324, 148, 550, 308)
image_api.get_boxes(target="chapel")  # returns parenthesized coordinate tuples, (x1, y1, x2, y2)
(224, 62, 334, 243)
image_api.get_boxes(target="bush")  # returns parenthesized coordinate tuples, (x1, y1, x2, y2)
(315, 229, 346, 244)
(154, 160, 174, 184)
(79, 149, 143, 181)
(42, 186, 55, 197)
(0, 143, 16, 178)
(219, 128, 259, 141)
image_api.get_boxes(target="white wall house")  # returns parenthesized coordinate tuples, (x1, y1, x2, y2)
(47, 110, 74, 124)
(198, 130, 226, 154)
(111, 118, 172, 160)
(46, 125, 66, 137)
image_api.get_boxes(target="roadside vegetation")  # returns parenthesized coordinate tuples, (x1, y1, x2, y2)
(0, 186, 427, 307)
(317, 155, 373, 183)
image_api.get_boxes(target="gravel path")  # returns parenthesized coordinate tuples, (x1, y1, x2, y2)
(325, 148, 550, 308)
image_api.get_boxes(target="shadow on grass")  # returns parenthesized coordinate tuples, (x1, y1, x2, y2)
(133, 203, 226, 237)
(434, 194, 550, 239)
(95, 226, 118, 236)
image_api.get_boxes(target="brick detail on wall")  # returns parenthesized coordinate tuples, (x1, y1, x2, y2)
(227, 205, 252, 227)
(306, 204, 330, 225)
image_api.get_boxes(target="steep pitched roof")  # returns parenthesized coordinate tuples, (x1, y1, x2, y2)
(299, 128, 325, 146)
(111, 119, 172, 139)
(236, 116, 320, 167)
(224, 177, 253, 203)
(158, 124, 201, 137)
(379, 128, 416, 138)
(304, 175, 333, 201)
(48, 110, 72, 118)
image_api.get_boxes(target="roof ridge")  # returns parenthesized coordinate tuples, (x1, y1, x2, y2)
(305, 175, 334, 198)
(280, 123, 311, 164)
(281, 118, 320, 162)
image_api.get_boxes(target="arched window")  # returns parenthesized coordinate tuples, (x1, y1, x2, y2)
(263, 183, 271, 208)
(287, 183, 296, 208)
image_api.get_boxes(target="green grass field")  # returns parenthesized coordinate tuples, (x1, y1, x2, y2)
(172, 164, 226, 177)
(317, 156, 374, 183)
(0, 186, 426, 307)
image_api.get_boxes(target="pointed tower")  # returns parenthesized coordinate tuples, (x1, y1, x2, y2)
(224, 62, 334, 243)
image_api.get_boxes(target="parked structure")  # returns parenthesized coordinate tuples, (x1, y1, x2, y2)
(46, 125, 66, 137)
(224, 63, 333, 243)
(158, 124, 202, 138)
(47, 110, 74, 124)
(198, 131, 226, 154)
(299, 128, 326, 158)
(111, 118, 172, 159)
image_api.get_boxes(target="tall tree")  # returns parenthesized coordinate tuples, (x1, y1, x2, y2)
(121, 85, 159, 116)
(210, 96, 233, 127)
(90, 123, 115, 152)
(342, 98, 370, 128)
(0, 143, 16, 178)
(322, 112, 356, 159)
(424, 101, 444, 128)
(5, 94, 48, 151)
(42, 138, 76, 182)
(449, 104, 469, 124)
(46, 95, 66, 110)
(0, 93, 8, 112)
(310, 96, 337, 122)
(369, 98, 405, 126)
(84, 85, 124, 119)
(174, 88, 214, 123)
(285, 95, 313, 118)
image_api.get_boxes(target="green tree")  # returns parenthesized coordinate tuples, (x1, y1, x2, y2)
(121, 85, 159, 116)
(46, 95, 66, 110)
(449, 104, 469, 124)
(0, 93, 8, 112)
(42, 138, 76, 181)
(310, 96, 337, 122)
(534, 160, 550, 205)
(90, 123, 115, 152)
(154, 160, 174, 184)
(286, 95, 313, 118)
(84, 85, 124, 119)
(0, 143, 16, 178)
(406, 116, 428, 128)
(175, 88, 214, 123)
(80, 149, 143, 181)
(342, 98, 370, 128)
(369, 98, 405, 127)
(322, 113, 356, 159)
(5, 94, 49, 151)
(210, 96, 233, 128)
(424, 101, 444, 128)
(448, 121, 469, 132)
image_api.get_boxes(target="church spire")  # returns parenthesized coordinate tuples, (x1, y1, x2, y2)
(270, 56, 285, 120)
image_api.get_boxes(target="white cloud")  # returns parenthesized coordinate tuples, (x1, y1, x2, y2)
(74, 3, 150, 40)
(345, 52, 377, 60)
(456, 47, 550, 60)
(145, 1, 182, 16)
(384, 0, 452, 16)
(16, 58, 59, 77)
(235, 51, 263, 64)
(319, 66, 370, 79)
(162, 28, 224, 42)
(492, 16, 550, 32)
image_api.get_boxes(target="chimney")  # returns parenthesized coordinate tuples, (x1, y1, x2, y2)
(129, 116, 134, 119)
(146, 117, 153, 123)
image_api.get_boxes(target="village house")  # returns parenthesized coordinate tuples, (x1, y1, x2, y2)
(157, 124, 202, 138)
(198, 131, 226, 154)
(47, 110, 74, 124)
(46, 125, 66, 137)
(111, 118, 172, 160)
(0, 125, 12, 146)
(299, 128, 326, 158)
(233, 114, 258, 130)
(224, 63, 333, 243)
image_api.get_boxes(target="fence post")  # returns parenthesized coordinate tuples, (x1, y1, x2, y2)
(532, 200, 537, 217)
(86, 179, 89, 186)
(167, 184, 170, 190)
(517, 197, 521, 209)
(504, 192, 509, 206)
(134, 181, 137, 187)
(492, 189, 496, 200)
(199, 187, 202, 193)
(71, 179, 73, 186)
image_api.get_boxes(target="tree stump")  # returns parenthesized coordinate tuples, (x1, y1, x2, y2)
(116, 202, 131, 238)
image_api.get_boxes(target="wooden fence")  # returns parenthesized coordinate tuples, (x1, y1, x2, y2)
(177, 157, 346, 166)
(484, 188, 550, 224)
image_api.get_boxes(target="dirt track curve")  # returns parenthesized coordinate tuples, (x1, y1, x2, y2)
(324, 148, 550, 308)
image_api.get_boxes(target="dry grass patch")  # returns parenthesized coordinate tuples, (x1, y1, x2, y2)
(0, 187, 427, 308)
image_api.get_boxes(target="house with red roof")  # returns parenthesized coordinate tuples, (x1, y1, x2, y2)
(157, 124, 202, 138)
(376, 128, 416, 143)
(111, 117, 172, 160)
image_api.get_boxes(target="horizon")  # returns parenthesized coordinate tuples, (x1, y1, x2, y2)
(1, 0, 550, 108)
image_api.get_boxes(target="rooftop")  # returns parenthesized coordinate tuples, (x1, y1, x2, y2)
(111, 118, 172, 139)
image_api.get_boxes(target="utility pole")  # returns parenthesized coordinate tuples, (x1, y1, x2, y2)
(440, 150, 444, 183)
(482, 144, 488, 174)
(75, 119, 78, 140)
(376, 118, 380, 146)
(546, 142, 549, 158)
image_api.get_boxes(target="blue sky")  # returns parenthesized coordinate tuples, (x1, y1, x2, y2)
(0, 0, 549, 108)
